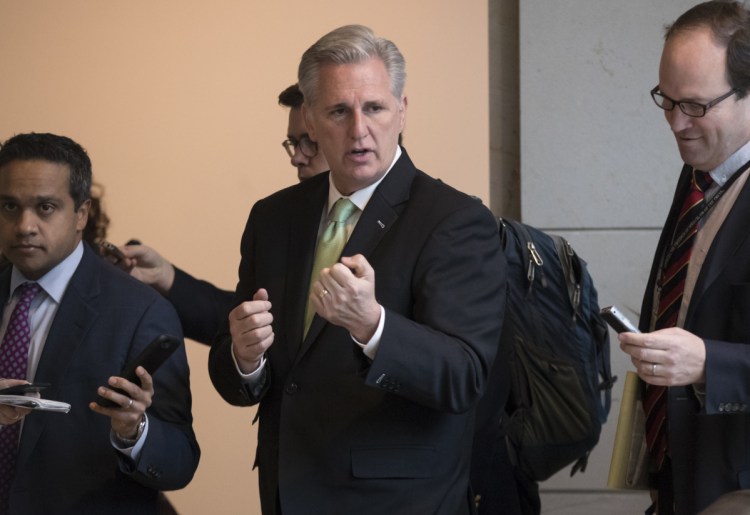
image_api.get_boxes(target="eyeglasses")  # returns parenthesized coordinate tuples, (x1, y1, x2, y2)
(650, 85, 739, 118)
(282, 135, 318, 158)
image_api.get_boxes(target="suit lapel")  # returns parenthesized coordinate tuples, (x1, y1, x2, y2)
(285, 177, 329, 358)
(16, 246, 100, 471)
(688, 170, 750, 319)
(298, 150, 415, 357)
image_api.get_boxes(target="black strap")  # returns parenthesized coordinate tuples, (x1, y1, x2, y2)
(660, 160, 750, 275)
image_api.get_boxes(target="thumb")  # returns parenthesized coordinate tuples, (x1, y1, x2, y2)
(253, 288, 269, 302)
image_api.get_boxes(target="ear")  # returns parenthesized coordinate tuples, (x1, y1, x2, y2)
(398, 95, 408, 132)
(75, 199, 91, 233)
(302, 103, 317, 141)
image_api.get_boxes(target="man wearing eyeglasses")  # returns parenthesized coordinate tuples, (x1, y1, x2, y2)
(280, 84, 330, 182)
(619, 2, 750, 514)
(114, 84, 331, 345)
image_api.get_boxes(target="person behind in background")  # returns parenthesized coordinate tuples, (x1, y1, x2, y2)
(279, 83, 331, 181)
(208, 25, 507, 514)
(0, 132, 199, 514)
(114, 83, 330, 345)
(619, 2, 750, 513)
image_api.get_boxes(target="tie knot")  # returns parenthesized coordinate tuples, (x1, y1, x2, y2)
(16, 282, 40, 304)
(328, 198, 358, 223)
(692, 170, 713, 193)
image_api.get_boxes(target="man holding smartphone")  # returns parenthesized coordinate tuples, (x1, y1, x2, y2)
(0, 132, 199, 514)
(619, 2, 750, 513)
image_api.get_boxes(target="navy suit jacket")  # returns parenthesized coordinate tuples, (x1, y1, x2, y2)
(209, 149, 507, 515)
(5, 244, 200, 515)
(640, 164, 750, 514)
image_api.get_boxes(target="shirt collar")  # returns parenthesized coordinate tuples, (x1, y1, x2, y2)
(326, 146, 402, 212)
(708, 140, 750, 186)
(10, 241, 84, 303)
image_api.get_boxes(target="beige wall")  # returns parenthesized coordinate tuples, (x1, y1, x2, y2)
(0, 1, 489, 513)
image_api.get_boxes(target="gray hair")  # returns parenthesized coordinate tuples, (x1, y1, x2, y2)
(298, 24, 406, 106)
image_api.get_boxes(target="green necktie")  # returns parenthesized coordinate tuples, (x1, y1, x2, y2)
(303, 198, 359, 336)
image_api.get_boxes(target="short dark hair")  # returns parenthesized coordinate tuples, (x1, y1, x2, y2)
(0, 132, 92, 209)
(278, 83, 304, 109)
(666, 0, 750, 99)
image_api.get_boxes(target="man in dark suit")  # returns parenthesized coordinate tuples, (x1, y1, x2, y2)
(0, 132, 200, 514)
(619, 2, 750, 513)
(208, 24, 506, 515)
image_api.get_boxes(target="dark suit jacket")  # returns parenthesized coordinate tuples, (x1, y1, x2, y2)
(640, 164, 750, 514)
(5, 244, 200, 515)
(168, 267, 233, 345)
(209, 149, 507, 515)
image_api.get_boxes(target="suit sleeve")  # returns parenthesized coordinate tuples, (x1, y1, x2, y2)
(117, 295, 201, 490)
(208, 206, 269, 407)
(167, 266, 233, 345)
(365, 202, 507, 414)
(703, 339, 750, 413)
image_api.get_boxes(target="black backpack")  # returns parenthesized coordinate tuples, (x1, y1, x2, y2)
(496, 218, 616, 482)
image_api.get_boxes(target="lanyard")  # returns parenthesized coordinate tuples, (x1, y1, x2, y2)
(659, 160, 750, 282)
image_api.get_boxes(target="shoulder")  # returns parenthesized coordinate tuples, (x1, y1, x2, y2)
(254, 172, 328, 213)
(409, 169, 495, 226)
(75, 244, 178, 317)
(390, 148, 492, 220)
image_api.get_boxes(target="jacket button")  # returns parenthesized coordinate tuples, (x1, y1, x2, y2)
(285, 382, 299, 395)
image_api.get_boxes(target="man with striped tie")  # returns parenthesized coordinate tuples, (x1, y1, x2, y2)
(619, 2, 750, 514)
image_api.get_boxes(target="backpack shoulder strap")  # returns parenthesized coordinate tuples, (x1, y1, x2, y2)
(499, 217, 546, 290)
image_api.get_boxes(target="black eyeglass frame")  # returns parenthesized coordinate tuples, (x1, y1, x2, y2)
(650, 85, 740, 118)
(282, 135, 318, 158)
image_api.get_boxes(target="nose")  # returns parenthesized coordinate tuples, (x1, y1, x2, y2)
(666, 108, 693, 133)
(17, 209, 38, 236)
(291, 146, 308, 168)
(350, 109, 368, 140)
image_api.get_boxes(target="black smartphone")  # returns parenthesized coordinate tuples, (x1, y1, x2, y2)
(0, 383, 50, 395)
(599, 305, 641, 333)
(99, 241, 126, 262)
(97, 334, 181, 408)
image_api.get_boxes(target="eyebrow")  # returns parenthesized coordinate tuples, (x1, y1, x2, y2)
(0, 194, 62, 204)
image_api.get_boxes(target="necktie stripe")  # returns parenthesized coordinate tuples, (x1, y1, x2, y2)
(645, 170, 713, 471)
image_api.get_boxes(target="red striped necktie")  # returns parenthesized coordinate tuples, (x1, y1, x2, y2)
(645, 169, 713, 470)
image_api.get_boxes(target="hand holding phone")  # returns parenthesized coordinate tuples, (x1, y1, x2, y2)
(0, 383, 50, 395)
(599, 305, 640, 333)
(97, 334, 180, 408)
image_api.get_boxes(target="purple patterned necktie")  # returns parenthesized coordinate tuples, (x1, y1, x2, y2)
(0, 282, 41, 512)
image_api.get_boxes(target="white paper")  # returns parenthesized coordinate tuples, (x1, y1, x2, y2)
(0, 395, 71, 413)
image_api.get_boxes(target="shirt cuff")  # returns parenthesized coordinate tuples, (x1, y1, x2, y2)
(111, 414, 149, 461)
(353, 305, 385, 360)
(231, 346, 267, 384)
